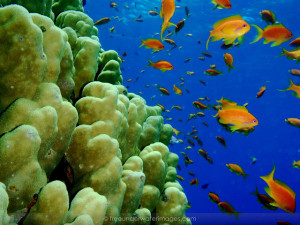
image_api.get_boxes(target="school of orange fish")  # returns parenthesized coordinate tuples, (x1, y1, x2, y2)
(94, 0, 300, 223)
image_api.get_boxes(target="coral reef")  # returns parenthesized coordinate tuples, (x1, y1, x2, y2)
(0, 2, 190, 225)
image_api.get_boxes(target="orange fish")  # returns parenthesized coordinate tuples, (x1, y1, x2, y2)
(292, 160, 300, 169)
(251, 24, 293, 47)
(209, 192, 220, 204)
(214, 104, 258, 132)
(173, 128, 181, 136)
(260, 165, 296, 214)
(226, 163, 250, 180)
(216, 136, 226, 147)
(256, 86, 266, 98)
(190, 178, 199, 186)
(156, 103, 166, 111)
(250, 186, 277, 210)
(224, 53, 235, 71)
(173, 84, 183, 95)
(217, 97, 237, 106)
(94, 17, 111, 26)
(211, 0, 232, 10)
(289, 37, 300, 47)
(285, 118, 300, 128)
(147, 59, 173, 72)
(172, 105, 183, 110)
(198, 149, 208, 158)
(204, 69, 223, 76)
(176, 175, 184, 181)
(160, 0, 176, 40)
(218, 201, 241, 220)
(193, 101, 209, 110)
(140, 38, 165, 51)
(280, 48, 300, 63)
(280, 79, 300, 98)
(158, 87, 170, 95)
(260, 10, 277, 24)
(206, 15, 250, 49)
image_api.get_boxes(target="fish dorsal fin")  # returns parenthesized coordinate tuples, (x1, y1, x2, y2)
(222, 104, 248, 112)
(260, 164, 275, 183)
(265, 24, 286, 30)
(274, 179, 296, 198)
(213, 15, 243, 29)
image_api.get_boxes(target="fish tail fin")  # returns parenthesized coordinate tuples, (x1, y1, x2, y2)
(216, 97, 223, 103)
(234, 211, 242, 221)
(161, 22, 176, 40)
(242, 173, 250, 181)
(279, 47, 288, 57)
(139, 38, 144, 47)
(206, 31, 212, 49)
(228, 65, 236, 72)
(279, 78, 294, 91)
(211, 0, 217, 10)
(250, 24, 263, 44)
(147, 59, 153, 67)
(260, 164, 275, 183)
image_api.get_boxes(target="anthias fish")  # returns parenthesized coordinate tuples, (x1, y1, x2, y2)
(206, 15, 250, 49)
(260, 10, 277, 24)
(211, 0, 232, 10)
(224, 53, 235, 71)
(140, 38, 164, 51)
(260, 165, 296, 214)
(251, 24, 293, 47)
(147, 59, 173, 72)
(226, 163, 250, 180)
(214, 104, 258, 132)
(160, 0, 176, 40)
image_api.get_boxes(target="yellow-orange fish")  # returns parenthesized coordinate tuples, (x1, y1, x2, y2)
(206, 15, 250, 49)
(280, 79, 300, 98)
(218, 201, 241, 220)
(280, 48, 300, 63)
(214, 104, 258, 132)
(224, 53, 235, 71)
(173, 128, 181, 136)
(216, 97, 237, 106)
(251, 24, 293, 47)
(160, 0, 176, 40)
(285, 118, 300, 128)
(260, 165, 296, 214)
(226, 163, 250, 180)
(173, 84, 183, 95)
(147, 59, 173, 72)
(140, 38, 165, 51)
(211, 0, 232, 10)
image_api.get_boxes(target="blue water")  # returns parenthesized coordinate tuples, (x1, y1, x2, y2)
(85, 0, 300, 224)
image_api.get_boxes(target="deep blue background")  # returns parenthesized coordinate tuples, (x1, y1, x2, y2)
(84, 0, 300, 224)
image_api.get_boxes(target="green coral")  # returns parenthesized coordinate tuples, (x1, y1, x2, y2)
(97, 50, 123, 85)
(0, 5, 46, 112)
(0, 125, 47, 212)
(55, 10, 98, 37)
(52, 0, 84, 18)
(121, 156, 145, 223)
(1, 0, 53, 17)
(0, 183, 17, 225)
(0, 3, 190, 224)
(23, 181, 69, 225)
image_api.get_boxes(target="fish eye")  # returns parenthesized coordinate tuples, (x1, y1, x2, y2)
(243, 24, 247, 27)
(253, 119, 257, 123)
